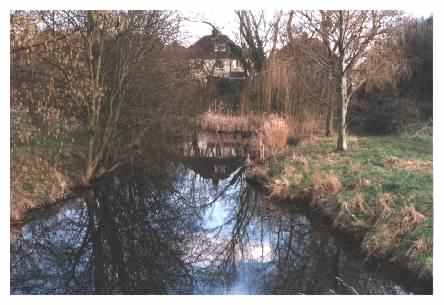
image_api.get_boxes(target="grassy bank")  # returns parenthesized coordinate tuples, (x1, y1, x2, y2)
(10, 110, 85, 223)
(248, 135, 432, 279)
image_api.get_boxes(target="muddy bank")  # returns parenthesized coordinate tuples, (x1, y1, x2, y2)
(245, 163, 433, 292)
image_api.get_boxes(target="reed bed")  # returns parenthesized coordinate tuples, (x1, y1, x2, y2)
(199, 111, 260, 133)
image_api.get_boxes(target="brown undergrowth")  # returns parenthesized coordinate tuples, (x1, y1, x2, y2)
(11, 150, 76, 224)
(11, 110, 82, 224)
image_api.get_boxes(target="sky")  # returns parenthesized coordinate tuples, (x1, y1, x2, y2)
(180, 9, 433, 47)
(180, 10, 239, 46)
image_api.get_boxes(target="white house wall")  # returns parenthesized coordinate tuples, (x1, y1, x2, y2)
(190, 58, 245, 79)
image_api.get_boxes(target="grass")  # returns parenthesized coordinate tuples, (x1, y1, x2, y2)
(264, 135, 433, 278)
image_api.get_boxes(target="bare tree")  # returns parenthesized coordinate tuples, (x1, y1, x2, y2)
(11, 10, 187, 185)
(289, 10, 401, 150)
(235, 10, 283, 76)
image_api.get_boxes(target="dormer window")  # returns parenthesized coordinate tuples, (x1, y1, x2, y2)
(214, 42, 226, 53)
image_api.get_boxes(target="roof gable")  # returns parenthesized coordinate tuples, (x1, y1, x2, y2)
(189, 31, 242, 60)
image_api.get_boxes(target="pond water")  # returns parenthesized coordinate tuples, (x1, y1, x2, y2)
(10, 131, 428, 294)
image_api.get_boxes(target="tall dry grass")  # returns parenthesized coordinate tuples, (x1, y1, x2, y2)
(312, 170, 342, 195)
(259, 114, 290, 156)
(239, 49, 333, 138)
(199, 111, 291, 160)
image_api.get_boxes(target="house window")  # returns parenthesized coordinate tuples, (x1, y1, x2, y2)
(215, 59, 224, 71)
(214, 42, 226, 53)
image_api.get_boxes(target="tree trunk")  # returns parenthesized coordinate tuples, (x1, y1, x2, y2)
(337, 72, 348, 151)
(85, 190, 106, 293)
(325, 97, 334, 137)
(326, 70, 335, 137)
(82, 161, 97, 186)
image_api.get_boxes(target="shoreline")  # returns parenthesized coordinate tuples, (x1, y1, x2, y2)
(245, 155, 433, 289)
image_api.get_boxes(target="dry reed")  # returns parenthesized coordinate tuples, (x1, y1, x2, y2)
(259, 114, 290, 155)
(199, 111, 259, 133)
(312, 171, 342, 195)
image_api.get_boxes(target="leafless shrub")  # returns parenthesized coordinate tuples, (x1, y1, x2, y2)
(402, 119, 433, 138)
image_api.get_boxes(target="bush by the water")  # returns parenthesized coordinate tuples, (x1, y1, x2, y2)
(349, 96, 422, 135)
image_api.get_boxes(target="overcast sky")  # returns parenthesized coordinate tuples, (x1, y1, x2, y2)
(180, 9, 433, 47)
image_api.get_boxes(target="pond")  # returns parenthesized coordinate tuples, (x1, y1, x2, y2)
(10, 131, 429, 294)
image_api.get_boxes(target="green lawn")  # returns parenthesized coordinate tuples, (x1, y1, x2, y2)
(266, 135, 433, 278)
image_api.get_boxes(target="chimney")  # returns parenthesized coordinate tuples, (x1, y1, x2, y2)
(212, 28, 220, 37)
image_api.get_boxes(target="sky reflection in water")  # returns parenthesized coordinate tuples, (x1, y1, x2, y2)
(11, 132, 412, 294)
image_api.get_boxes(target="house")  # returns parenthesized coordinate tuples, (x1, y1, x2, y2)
(188, 29, 247, 81)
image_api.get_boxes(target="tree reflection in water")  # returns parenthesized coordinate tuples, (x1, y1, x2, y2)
(11, 165, 202, 294)
(11, 160, 410, 294)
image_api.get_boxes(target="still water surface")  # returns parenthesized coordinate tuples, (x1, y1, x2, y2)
(10, 132, 423, 294)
